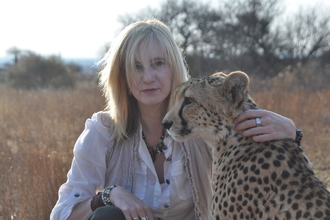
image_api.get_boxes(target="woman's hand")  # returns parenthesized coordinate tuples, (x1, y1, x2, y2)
(110, 186, 154, 220)
(233, 109, 296, 142)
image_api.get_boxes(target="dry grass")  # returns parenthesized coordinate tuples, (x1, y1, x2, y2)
(0, 82, 105, 220)
(0, 76, 329, 219)
(250, 81, 330, 191)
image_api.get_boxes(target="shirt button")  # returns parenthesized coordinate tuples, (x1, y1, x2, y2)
(166, 157, 172, 161)
(166, 179, 170, 184)
(164, 204, 169, 208)
(74, 193, 80, 197)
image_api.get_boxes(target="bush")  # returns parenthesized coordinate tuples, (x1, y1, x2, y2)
(5, 53, 76, 89)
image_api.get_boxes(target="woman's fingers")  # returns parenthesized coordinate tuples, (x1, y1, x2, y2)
(130, 204, 153, 220)
(234, 109, 264, 125)
(234, 109, 296, 142)
(144, 207, 154, 220)
(120, 201, 153, 220)
(234, 109, 268, 132)
(110, 186, 154, 220)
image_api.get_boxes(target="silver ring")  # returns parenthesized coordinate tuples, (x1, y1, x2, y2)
(140, 216, 149, 220)
(255, 118, 262, 127)
(132, 217, 140, 220)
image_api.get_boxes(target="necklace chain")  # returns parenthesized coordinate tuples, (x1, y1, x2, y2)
(142, 131, 167, 162)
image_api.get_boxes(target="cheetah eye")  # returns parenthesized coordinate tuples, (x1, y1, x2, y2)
(183, 97, 194, 106)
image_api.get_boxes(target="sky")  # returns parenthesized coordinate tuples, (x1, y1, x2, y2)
(1, 0, 329, 60)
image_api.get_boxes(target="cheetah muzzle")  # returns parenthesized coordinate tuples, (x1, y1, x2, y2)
(162, 71, 330, 220)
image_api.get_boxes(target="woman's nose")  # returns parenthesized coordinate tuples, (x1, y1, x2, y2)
(141, 68, 155, 83)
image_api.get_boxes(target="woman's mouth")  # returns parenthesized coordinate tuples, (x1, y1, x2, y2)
(143, 88, 157, 93)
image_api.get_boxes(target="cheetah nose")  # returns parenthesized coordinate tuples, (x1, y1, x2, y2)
(162, 120, 173, 130)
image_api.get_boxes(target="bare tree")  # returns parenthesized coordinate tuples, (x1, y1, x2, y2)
(215, 0, 282, 74)
(116, 0, 223, 76)
(114, 0, 330, 78)
(6, 47, 22, 64)
(281, 6, 330, 62)
(158, 0, 222, 55)
(117, 0, 221, 56)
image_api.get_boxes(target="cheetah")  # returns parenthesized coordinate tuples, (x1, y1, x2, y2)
(162, 71, 330, 220)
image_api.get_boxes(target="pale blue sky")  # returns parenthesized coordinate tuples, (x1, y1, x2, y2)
(1, 0, 329, 59)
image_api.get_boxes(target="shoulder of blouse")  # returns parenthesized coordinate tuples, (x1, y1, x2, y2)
(72, 111, 114, 154)
(86, 111, 114, 139)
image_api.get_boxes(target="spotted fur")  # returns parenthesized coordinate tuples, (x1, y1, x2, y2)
(163, 71, 330, 220)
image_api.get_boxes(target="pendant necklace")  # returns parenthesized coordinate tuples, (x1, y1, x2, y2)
(142, 131, 167, 162)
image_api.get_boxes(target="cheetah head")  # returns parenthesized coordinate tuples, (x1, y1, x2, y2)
(162, 71, 257, 144)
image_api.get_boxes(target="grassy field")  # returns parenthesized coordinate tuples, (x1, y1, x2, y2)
(0, 76, 329, 219)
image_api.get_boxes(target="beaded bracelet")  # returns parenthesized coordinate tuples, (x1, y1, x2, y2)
(90, 192, 105, 211)
(295, 129, 303, 146)
(90, 184, 119, 211)
(101, 184, 118, 206)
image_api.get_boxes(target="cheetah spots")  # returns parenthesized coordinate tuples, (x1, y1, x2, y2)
(292, 202, 299, 210)
(285, 211, 291, 219)
(281, 170, 290, 179)
(166, 72, 330, 220)
(303, 211, 311, 218)
(250, 176, 257, 183)
(280, 184, 288, 190)
(264, 151, 272, 158)
(273, 160, 281, 167)
(243, 167, 248, 174)
(314, 211, 324, 218)
(271, 172, 277, 181)
(264, 176, 269, 184)
(288, 190, 295, 197)
(261, 163, 270, 170)
(316, 199, 324, 207)
(289, 181, 299, 186)
(250, 164, 256, 172)
(276, 146, 286, 154)
(276, 154, 286, 160)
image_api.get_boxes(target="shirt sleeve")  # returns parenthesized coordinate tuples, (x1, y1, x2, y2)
(50, 112, 112, 220)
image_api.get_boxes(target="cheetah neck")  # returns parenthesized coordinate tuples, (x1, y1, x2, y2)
(209, 129, 255, 189)
(204, 122, 250, 152)
(209, 128, 254, 167)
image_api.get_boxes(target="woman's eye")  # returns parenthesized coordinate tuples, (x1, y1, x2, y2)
(151, 61, 164, 68)
(135, 64, 143, 70)
(155, 61, 164, 66)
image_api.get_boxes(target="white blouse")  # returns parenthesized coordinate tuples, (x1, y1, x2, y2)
(137, 124, 195, 219)
(50, 112, 196, 220)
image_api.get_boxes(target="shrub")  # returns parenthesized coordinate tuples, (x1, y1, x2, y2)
(5, 53, 76, 89)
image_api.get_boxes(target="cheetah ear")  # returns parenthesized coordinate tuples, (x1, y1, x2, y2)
(220, 71, 249, 106)
(211, 72, 227, 78)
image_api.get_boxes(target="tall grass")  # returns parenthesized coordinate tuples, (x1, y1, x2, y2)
(0, 82, 105, 219)
(0, 75, 329, 219)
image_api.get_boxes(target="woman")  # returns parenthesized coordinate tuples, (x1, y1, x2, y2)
(50, 19, 300, 220)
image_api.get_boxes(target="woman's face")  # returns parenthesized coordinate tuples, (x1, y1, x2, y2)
(129, 40, 172, 109)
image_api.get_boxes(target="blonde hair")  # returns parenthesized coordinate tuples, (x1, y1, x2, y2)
(99, 19, 189, 143)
